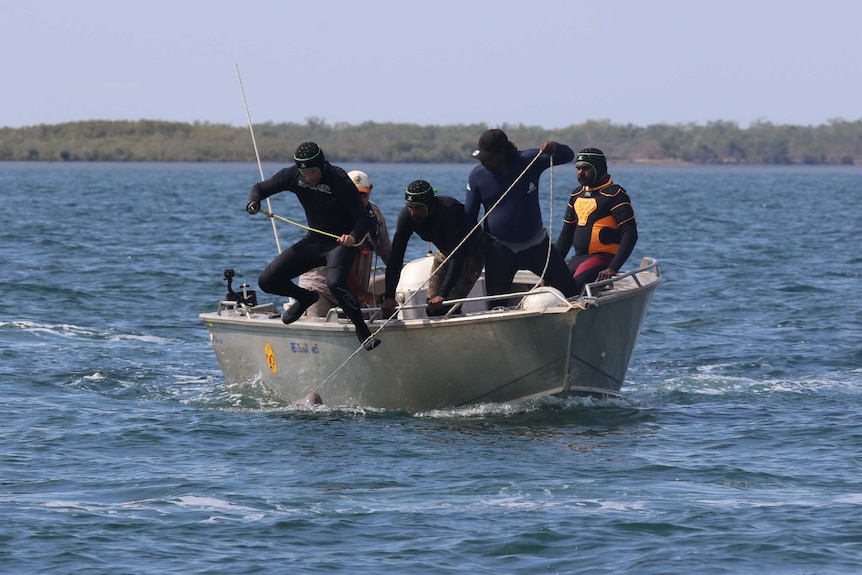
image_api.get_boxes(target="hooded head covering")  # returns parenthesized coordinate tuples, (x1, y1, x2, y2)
(294, 142, 326, 171)
(575, 148, 608, 185)
(405, 179, 436, 207)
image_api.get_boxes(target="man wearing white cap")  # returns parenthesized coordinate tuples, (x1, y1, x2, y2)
(299, 170, 391, 317)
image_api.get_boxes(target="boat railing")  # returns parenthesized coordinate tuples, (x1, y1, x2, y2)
(362, 286, 573, 321)
(217, 300, 239, 315)
(215, 257, 660, 321)
(323, 258, 660, 322)
(325, 305, 384, 323)
(216, 300, 279, 316)
(582, 257, 661, 300)
(321, 286, 572, 324)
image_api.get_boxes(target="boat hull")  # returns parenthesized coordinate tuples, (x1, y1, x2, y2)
(201, 258, 661, 411)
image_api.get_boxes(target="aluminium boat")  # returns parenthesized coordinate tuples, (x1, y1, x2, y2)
(200, 256, 661, 412)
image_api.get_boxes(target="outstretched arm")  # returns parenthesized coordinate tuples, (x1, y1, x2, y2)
(540, 141, 575, 165)
(383, 210, 413, 300)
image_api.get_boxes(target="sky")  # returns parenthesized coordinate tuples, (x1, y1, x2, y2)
(2, 0, 861, 130)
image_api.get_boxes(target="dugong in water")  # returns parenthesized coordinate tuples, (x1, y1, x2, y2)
(295, 392, 322, 406)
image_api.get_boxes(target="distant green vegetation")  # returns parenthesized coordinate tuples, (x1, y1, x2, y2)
(1, 118, 860, 164)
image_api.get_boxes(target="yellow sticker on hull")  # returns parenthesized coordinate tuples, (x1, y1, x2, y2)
(264, 342, 278, 375)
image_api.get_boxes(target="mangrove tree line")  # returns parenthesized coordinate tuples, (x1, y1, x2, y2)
(1, 118, 861, 164)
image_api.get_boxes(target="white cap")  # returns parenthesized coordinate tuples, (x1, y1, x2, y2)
(347, 170, 372, 193)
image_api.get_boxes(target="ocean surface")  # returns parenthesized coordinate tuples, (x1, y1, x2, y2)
(1, 160, 861, 574)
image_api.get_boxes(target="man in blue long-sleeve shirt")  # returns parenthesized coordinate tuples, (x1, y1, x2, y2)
(465, 129, 578, 308)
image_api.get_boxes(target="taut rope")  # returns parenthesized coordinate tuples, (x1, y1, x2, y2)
(313, 148, 549, 393)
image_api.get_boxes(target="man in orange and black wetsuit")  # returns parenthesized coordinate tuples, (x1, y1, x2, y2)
(555, 148, 638, 293)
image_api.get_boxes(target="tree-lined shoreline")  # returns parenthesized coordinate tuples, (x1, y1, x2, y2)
(1, 118, 860, 164)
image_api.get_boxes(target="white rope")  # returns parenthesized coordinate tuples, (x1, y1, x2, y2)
(313, 148, 547, 392)
(549, 154, 555, 239)
(529, 155, 555, 291)
(236, 63, 282, 254)
(373, 147, 547, 329)
(312, 149, 572, 393)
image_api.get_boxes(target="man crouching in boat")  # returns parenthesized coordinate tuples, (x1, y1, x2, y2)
(245, 142, 381, 351)
(381, 180, 485, 318)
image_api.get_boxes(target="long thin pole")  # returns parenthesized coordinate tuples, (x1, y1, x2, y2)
(236, 63, 282, 253)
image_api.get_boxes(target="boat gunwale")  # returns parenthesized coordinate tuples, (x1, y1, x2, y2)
(200, 257, 662, 333)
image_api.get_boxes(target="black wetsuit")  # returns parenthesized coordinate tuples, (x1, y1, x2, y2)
(384, 195, 474, 302)
(248, 163, 374, 341)
(555, 177, 638, 292)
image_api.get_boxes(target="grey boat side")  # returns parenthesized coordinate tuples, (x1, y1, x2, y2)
(200, 257, 661, 411)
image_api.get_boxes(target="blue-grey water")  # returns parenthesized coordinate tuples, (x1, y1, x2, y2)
(1, 161, 861, 574)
